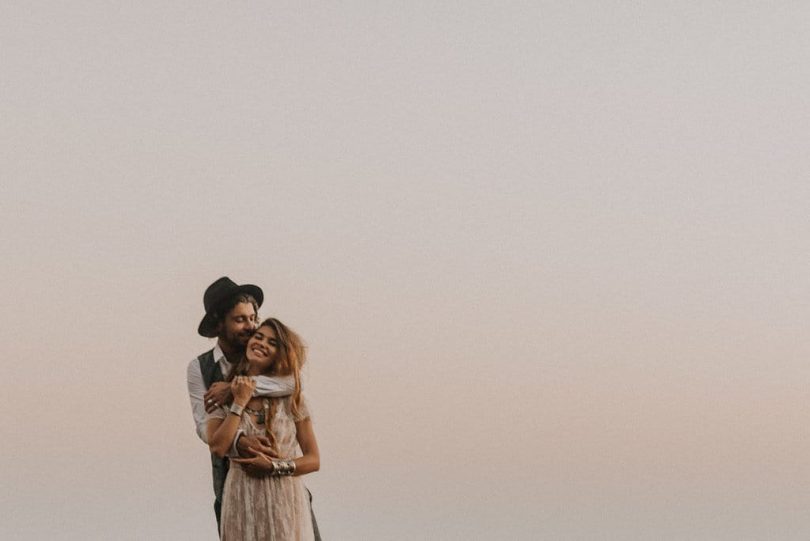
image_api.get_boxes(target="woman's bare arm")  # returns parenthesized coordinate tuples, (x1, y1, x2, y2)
(207, 376, 255, 457)
(292, 418, 320, 476)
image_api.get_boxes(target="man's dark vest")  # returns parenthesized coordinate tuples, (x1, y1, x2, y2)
(198, 350, 229, 512)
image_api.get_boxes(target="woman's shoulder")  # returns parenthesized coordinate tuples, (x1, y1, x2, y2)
(276, 392, 311, 421)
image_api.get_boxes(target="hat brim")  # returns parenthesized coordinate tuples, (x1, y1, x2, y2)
(197, 284, 264, 338)
(197, 312, 219, 338)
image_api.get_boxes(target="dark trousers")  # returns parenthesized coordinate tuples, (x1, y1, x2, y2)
(212, 455, 229, 535)
(308, 488, 322, 540)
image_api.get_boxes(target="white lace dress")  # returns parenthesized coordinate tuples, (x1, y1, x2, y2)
(209, 395, 315, 541)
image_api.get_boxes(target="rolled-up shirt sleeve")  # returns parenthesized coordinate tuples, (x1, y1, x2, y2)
(253, 375, 295, 397)
(187, 358, 209, 444)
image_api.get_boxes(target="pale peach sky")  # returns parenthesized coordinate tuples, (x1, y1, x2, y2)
(2, 2, 810, 540)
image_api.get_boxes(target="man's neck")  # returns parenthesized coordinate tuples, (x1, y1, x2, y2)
(217, 340, 244, 365)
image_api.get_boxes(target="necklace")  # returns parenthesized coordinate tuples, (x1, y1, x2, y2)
(244, 400, 269, 424)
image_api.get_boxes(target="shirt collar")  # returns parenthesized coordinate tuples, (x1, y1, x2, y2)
(213, 342, 229, 367)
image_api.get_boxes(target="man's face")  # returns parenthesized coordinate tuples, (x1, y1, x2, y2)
(217, 302, 258, 351)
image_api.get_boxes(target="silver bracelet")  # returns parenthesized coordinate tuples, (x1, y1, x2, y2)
(271, 459, 296, 476)
(229, 403, 245, 416)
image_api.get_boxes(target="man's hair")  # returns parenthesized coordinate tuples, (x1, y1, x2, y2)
(211, 293, 259, 326)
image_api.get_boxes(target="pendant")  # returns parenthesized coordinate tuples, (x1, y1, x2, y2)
(257, 412, 266, 424)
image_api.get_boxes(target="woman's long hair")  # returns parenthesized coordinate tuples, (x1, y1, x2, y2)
(226, 317, 306, 454)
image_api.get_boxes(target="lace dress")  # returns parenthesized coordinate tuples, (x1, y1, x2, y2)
(209, 395, 315, 541)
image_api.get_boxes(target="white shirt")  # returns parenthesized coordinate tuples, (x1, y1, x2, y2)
(187, 342, 296, 444)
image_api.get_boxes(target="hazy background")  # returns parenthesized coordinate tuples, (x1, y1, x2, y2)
(2, 2, 809, 539)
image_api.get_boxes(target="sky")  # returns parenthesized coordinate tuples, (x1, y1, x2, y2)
(2, 1, 810, 539)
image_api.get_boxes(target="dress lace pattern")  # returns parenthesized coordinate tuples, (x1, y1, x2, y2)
(209, 395, 314, 541)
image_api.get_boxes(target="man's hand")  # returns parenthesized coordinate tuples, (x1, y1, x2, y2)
(235, 435, 280, 477)
(232, 448, 278, 478)
(204, 382, 232, 413)
(236, 434, 279, 458)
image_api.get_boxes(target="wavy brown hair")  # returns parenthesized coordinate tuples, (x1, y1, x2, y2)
(225, 318, 306, 454)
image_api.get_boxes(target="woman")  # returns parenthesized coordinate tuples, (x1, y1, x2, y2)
(207, 318, 320, 541)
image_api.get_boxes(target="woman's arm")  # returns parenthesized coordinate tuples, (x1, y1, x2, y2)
(207, 376, 255, 458)
(206, 411, 241, 458)
(291, 417, 320, 476)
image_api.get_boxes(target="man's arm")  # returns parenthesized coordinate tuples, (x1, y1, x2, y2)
(204, 375, 294, 406)
(253, 375, 295, 397)
(189, 360, 246, 456)
(186, 358, 209, 444)
(232, 418, 319, 477)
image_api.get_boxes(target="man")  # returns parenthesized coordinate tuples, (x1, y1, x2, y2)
(187, 277, 321, 538)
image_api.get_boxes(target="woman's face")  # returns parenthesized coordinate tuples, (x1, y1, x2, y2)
(245, 324, 279, 371)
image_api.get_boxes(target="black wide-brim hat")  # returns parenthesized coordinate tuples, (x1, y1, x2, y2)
(198, 276, 264, 338)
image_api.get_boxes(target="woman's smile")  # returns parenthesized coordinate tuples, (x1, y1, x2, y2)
(250, 344, 269, 358)
(246, 325, 279, 365)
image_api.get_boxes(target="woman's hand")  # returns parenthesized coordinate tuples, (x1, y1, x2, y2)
(230, 376, 256, 407)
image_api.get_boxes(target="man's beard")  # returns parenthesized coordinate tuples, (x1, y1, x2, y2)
(221, 330, 252, 352)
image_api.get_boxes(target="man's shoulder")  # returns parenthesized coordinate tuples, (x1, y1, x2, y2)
(187, 349, 215, 369)
(196, 348, 215, 362)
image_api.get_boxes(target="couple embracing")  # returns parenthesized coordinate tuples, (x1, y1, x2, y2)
(187, 277, 322, 540)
